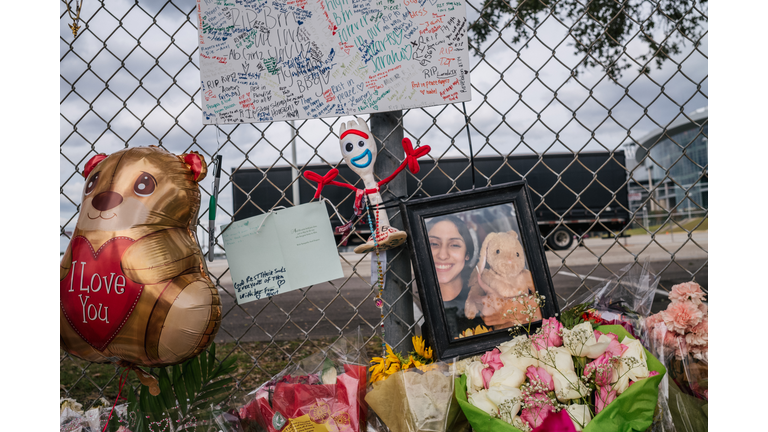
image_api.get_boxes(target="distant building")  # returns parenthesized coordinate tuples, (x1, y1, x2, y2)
(625, 107, 708, 218)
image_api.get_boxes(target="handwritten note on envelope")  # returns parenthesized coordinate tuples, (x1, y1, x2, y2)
(221, 202, 343, 304)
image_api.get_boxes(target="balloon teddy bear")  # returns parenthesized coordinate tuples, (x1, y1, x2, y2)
(60, 146, 221, 368)
(304, 118, 430, 253)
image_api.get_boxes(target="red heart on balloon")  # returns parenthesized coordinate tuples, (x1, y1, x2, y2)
(60, 236, 144, 351)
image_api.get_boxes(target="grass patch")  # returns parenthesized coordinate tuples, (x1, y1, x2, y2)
(621, 216, 707, 237)
(61, 336, 385, 408)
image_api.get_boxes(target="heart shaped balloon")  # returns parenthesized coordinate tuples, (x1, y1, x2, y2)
(60, 146, 221, 367)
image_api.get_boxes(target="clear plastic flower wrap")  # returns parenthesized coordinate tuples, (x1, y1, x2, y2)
(561, 260, 660, 341)
(365, 360, 470, 432)
(561, 259, 709, 432)
(60, 400, 136, 432)
(645, 286, 708, 432)
(232, 332, 370, 432)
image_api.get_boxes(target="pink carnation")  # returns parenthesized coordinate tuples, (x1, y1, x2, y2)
(665, 333, 683, 351)
(686, 317, 708, 347)
(645, 313, 663, 329)
(690, 343, 707, 355)
(668, 282, 706, 305)
(648, 322, 680, 353)
(661, 301, 703, 334)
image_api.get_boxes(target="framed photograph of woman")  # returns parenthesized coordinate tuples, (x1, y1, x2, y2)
(400, 181, 559, 360)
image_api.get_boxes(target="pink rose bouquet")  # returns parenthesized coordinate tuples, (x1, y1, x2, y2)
(456, 310, 664, 432)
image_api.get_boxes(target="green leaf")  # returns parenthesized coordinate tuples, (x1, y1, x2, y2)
(193, 386, 232, 407)
(173, 364, 188, 416)
(157, 368, 175, 412)
(189, 355, 203, 395)
(139, 385, 151, 419)
(189, 376, 234, 413)
(200, 346, 209, 383)
(183, 359, 198, 398)
(124, 346, 234, 431)
(196, 377, 234, 400)
(194, 389, 235, 413)
(189, 390, 231, 413)
(202, 376, 234, 392)
(212, 356, 237, 378)
(206, 392, 233, 410)
(147, 391, 165, 421)
(126, 386, 147, 432)
(559, 302, 591, 330)
(208, 343, 217, 378)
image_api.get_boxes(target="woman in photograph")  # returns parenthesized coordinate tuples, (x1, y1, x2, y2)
(427, 215, 486, 338)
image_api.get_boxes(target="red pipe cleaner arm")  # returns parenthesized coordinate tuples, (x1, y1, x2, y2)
(377, 138, 432, 187)
(303, 169, 359, 199)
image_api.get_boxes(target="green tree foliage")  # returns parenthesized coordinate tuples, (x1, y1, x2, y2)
(467, 0, 708, 78)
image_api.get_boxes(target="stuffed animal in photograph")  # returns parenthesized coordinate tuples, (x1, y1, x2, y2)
(60, 146, 221, 367)
(464, 230, 538, 323)
(303, 117, 430, 254)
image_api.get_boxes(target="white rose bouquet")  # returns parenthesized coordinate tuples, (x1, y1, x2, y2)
(455, 308, 664, 432)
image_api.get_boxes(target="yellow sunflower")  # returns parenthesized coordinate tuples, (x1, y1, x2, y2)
(369, 344, 408, 383)
(384, 359, 402, 375)
(405, 355, 424, 369)
(369, 356, 387, 383)
(412, 336, 433, 360)
(385, 345, 404, 368)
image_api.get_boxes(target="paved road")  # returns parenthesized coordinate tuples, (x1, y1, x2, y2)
(208, 232, 707, 343)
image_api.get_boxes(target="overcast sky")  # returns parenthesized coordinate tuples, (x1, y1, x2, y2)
(59, 0, 707, 250)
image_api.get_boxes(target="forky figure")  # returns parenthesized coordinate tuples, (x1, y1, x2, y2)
(304, 118, 430, 254)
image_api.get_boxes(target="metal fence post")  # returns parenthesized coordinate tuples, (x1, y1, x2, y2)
(370, 111, 414, 352)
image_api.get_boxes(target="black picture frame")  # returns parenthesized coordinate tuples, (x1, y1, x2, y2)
(400, 181, 559, 360)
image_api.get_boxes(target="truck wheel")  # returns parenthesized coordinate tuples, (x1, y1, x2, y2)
(548, 228, 574, 250)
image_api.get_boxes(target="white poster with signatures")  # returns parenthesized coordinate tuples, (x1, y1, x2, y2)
(196, 0, 471, 123)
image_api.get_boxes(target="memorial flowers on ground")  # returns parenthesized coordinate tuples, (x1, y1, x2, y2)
(456, 302, 664, 432)
(645, 282, 708, 362)
(366, 336, 469, 432)
(645, 281, 708, 402)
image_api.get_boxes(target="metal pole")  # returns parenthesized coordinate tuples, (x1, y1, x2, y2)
(290, 120, 300, 205)
(646, 164, 655, 212)
(643, 206, 648, 230)
(370, 111, 414, 353)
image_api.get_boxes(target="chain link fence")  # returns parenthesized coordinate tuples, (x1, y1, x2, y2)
(60, 0, 707, 413)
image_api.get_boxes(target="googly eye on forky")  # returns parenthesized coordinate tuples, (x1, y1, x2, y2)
(303, 118, 430, 254)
